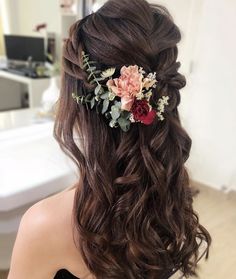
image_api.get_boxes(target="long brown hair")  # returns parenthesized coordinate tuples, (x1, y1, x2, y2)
(54, 0, 212, 278)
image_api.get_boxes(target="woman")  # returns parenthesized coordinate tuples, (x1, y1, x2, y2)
(7, 0, 211, 278)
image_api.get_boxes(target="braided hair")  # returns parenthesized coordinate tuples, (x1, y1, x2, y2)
(54, 0, 212, 278)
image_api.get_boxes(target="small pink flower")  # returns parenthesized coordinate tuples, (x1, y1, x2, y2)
(106, 65, 143, 111)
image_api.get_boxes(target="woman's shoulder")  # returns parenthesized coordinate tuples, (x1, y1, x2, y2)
(24, 186, 76, 232)
(20, 186, 76, 249)
(7, 187, 78, 278)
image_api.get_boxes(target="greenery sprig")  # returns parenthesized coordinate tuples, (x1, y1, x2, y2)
(72, 51, 169, 132)
(72, 51, 130, 130)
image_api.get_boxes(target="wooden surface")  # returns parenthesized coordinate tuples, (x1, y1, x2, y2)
(190, 181, 236, 279)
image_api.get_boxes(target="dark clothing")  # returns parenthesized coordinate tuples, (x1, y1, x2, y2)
(54, 269, 79, 279)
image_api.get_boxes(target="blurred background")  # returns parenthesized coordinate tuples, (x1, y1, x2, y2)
(0, 0, 235, 278)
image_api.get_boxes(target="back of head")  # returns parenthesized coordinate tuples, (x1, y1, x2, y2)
(54, 0, 212, 278)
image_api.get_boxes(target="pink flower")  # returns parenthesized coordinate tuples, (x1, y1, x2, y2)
(106, 65, 143, 111)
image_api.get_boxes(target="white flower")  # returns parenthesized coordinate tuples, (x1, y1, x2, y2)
(147, 72, 156, 80)
(101, 67, 116, 78)
(145, 90, 153, 101)
(142, 71, 157, 90)
(138, 67, 146, 75)
(136, 91, 144, 100)
(129, 113, 136, 122)
(156, 95, 169, 121)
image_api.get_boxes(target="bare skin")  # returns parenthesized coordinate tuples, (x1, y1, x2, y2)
(7, 185, 95, 279)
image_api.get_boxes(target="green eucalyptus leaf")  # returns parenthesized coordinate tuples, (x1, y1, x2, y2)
(100, 92, 109, 99)
(99, 86, 105, 94)
(89, 61, 97, 65)
(114, 101, 121, 108)
(111, 105, 120, 120)
(89, 66, 96, 71)
(88, 70, 101, 80)
(79, 97, 84, 103)
(88, 72, 94, 80)
(82, 53, 89, 58)
(90, 79, 96, 85)
(120, 110, 131, 119)
(118, 117, 131, 132)
(90, 97, 95, 109)
(102, 99, 109, 114)
(96, 77, 105, 82)
(108, 92, 116, 101)
(95, 84, 102, 95)
(109, 119, 117, 128)
(105, 111, 111, 119)
(120, 124, 130, 132)
(93, 70, 102, 74)
(85, 93, 92, 101)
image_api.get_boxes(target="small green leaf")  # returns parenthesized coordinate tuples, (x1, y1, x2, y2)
(85, 93, 92, 101)
(93, 70, 102, 74)
(88, 61, 97, 65)
(82, 52, 88, 58)
(96, 99, 102, 114)
(120, 110, 131, 119)
(114, 101, 121, 108)
(109, 119, 117, 128)
(105, 112, 111, 119)
(96, 77, 105, 82)
(89, 66, 96, 71)
(100, 92, 109, 99)
(88, 70, 101, 80)
(90, 97, 95, 109)
(95, 84, 102, 95)
(83, 57, 89, 62)
(88, 72, 94, 80)
(108, 92, 116, 101)
(102, 99, 109, 114)
(111, 105, 120, 120)
(99, 87, 105, 94)
(80, 97, 84, 103)
(118, 117, 131, 132)
(85, 102, 89, 110)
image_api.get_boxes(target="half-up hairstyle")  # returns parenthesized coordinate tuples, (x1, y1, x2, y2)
(54, 0, 212, 278)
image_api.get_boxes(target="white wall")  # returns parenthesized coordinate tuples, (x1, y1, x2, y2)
(149, 0, 204, 75)
(150, 0, 236, 191)
(0, 0, 61, 59)
(183, 0, 236, 191)
(1, 0, 60, 36)
(0, 0, 19, 34)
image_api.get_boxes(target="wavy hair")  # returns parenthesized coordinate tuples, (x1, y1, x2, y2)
(54, 0, 212, 278)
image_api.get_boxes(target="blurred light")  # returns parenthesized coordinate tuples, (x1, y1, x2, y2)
(92, 2, 103, 12)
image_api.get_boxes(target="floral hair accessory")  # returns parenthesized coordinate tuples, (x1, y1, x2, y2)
(72, 51, 169, 132)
